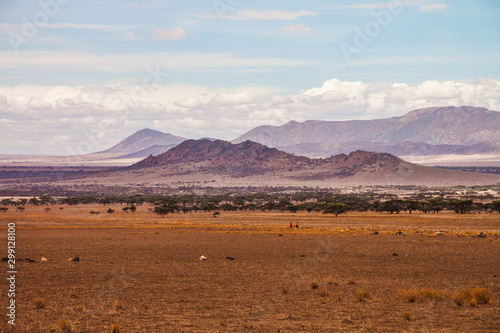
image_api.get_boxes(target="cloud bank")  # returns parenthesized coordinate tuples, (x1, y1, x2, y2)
(1, 78, 499, 154)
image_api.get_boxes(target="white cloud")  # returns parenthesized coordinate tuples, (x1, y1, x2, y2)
(45, 23, 138, 31)
(0, 50, 316, 72)
(211, 91, 254, 106)
(324, 1, 445, 11)
(1, 78, 499, 155)
(151, 27, 187, 41)
(418, 3, 448, 13)
(194, 9, 317, 21)
(281, 24, 314, 35)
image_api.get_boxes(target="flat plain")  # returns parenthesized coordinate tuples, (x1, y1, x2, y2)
(1, 207, 499, 332)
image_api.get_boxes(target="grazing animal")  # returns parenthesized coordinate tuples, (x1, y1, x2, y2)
(371, 230, 379, 235)
(40, 257, 48, 262)
(199, 256, 207, 261)
(478, 232, 487, 238)
(395, 231, 404, 236)
(225, 257, 235, 260)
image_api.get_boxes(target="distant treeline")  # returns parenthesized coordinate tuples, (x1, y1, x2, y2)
(1, 193, 499, 216)
(436, 166, 500, 175)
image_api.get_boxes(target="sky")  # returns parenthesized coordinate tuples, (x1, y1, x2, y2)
(0, 0, 499, 155)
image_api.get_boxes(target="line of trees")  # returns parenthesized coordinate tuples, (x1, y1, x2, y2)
(1, 194, 499, 216)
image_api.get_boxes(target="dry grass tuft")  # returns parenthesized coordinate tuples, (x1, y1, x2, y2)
(402, 311, 412, 321)
(347, 279, 356, 285)
(399, 287, 493, 306)
(454, 288, 492, 306)
(398, 289, 418, 303)
(310, 282, 319, 290)
(356, 290, 371, 302)
(326, 276, 338, 286)
(34, 297, 45, 309)
(280, 285, 289, 294)
(317, 290, 331, 298)
(420, 288, 449, 301)
(398, 288, 449, 302)
(58, 320, 73, 332)
(108, 324, 121, 333)
(114, 300, 124, 310)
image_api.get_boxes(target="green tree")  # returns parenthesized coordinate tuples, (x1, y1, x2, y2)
(323, 203, 350, 216)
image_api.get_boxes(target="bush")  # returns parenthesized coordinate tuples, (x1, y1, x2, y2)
(108, 324, 121, 333)
(356, 290, 371, 302)
(34, 297, 45, 309)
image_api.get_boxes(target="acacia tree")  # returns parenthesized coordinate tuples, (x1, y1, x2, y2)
(153, 205, 170, 217)
(491, 201, 500, 213)
(323, 203, 350, 216)
(381, 200, 403, 214)
(404, 200, 421, 214)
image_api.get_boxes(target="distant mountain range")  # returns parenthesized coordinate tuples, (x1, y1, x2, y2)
(97, 106, 500, 161)
(232, 106, 500, 157)
(281, 141, 500, 158)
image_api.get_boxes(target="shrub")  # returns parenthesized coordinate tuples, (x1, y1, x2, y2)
(356, 290, 371, 302)
(108, 324, 121, 333)
(472, 287, 492, 304)
(399, 287, 492, 306)
(58, 320, 73, 332)
(114, 300, 124, 310)
(34, 297, 45, 309)
(398, 289, 419, 303)
(454, 288, 491, 306)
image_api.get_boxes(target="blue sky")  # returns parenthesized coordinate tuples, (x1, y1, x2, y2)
(0, 0, 499, 154)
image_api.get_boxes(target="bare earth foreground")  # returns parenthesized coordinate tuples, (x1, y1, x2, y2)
(1, 207, 499, 332)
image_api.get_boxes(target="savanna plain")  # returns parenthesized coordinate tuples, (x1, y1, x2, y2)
(1, 206, 499, 332)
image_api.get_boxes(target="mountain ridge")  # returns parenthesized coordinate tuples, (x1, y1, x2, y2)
(232, 106, 500, 148)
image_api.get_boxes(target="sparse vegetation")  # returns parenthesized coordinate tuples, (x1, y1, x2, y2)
(34, 297, 45, 309)
(108, 324, 121, 333)
(58, 320, 73, 332)
(356, 290, 371, 302)
(114, 300, 124, 310)
(398, 287, 492, 306)
(0, 203, 498, 332)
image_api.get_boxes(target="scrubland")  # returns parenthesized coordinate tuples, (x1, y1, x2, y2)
(0, 207, 499, 332)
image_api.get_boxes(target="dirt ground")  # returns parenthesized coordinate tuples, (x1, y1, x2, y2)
(0, 208, 499, 332)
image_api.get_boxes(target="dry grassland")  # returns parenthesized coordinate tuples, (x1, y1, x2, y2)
(0, 207, 499, 332)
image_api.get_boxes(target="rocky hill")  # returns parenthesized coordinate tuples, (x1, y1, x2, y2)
(132, 139, 311, 176)
(129, 139, 465, 183)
